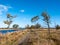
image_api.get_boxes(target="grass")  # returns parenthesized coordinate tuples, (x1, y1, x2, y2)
(0, 30, 28, 45)
(27, 29, 60, 45)
(0, 29, 60, 45)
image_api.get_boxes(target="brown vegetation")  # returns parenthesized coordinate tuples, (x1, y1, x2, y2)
(0, 30, 28, 45)
(19, 29, 60, 45)
(0, 29, 60, 45)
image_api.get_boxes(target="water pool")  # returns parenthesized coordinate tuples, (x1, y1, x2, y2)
(0, 30, 17, 34)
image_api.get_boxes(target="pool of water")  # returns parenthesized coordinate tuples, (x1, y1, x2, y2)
(0, 30, 17, 34)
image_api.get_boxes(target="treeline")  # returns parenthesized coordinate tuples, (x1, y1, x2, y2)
(3, 12, 60, 30)
(25, 24, 60, 29)
(25, 23, 41, 29)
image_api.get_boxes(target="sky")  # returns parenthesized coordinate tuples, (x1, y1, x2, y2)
(0, 0, 60, 28)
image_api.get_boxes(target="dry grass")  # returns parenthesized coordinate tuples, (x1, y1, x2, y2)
(25, 29, 60, 45)
(0, 29, 60, 45)
(0, 30, 28, 45)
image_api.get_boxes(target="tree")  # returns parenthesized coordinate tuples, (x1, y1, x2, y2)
(41, 12, 51, 42)
(55, 25, 60, 30)
(31, 11, 51, 44)
(4, 14, 16, 28)
(13, 24, 19, 28)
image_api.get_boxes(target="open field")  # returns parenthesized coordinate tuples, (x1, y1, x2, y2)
(0, 29, 60, 45)
(18, 29, 60, 45)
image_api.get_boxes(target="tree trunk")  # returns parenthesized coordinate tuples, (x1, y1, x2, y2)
(47, 22, 50, 45)
(7, 24, 10, 28)
(48, 23, 50, 38)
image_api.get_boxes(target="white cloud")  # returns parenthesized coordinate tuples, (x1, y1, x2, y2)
(0, 4, 12, 15)
(20, 10, 24, 13)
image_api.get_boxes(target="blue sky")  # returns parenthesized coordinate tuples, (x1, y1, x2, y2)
(0, 0, 60, 28)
